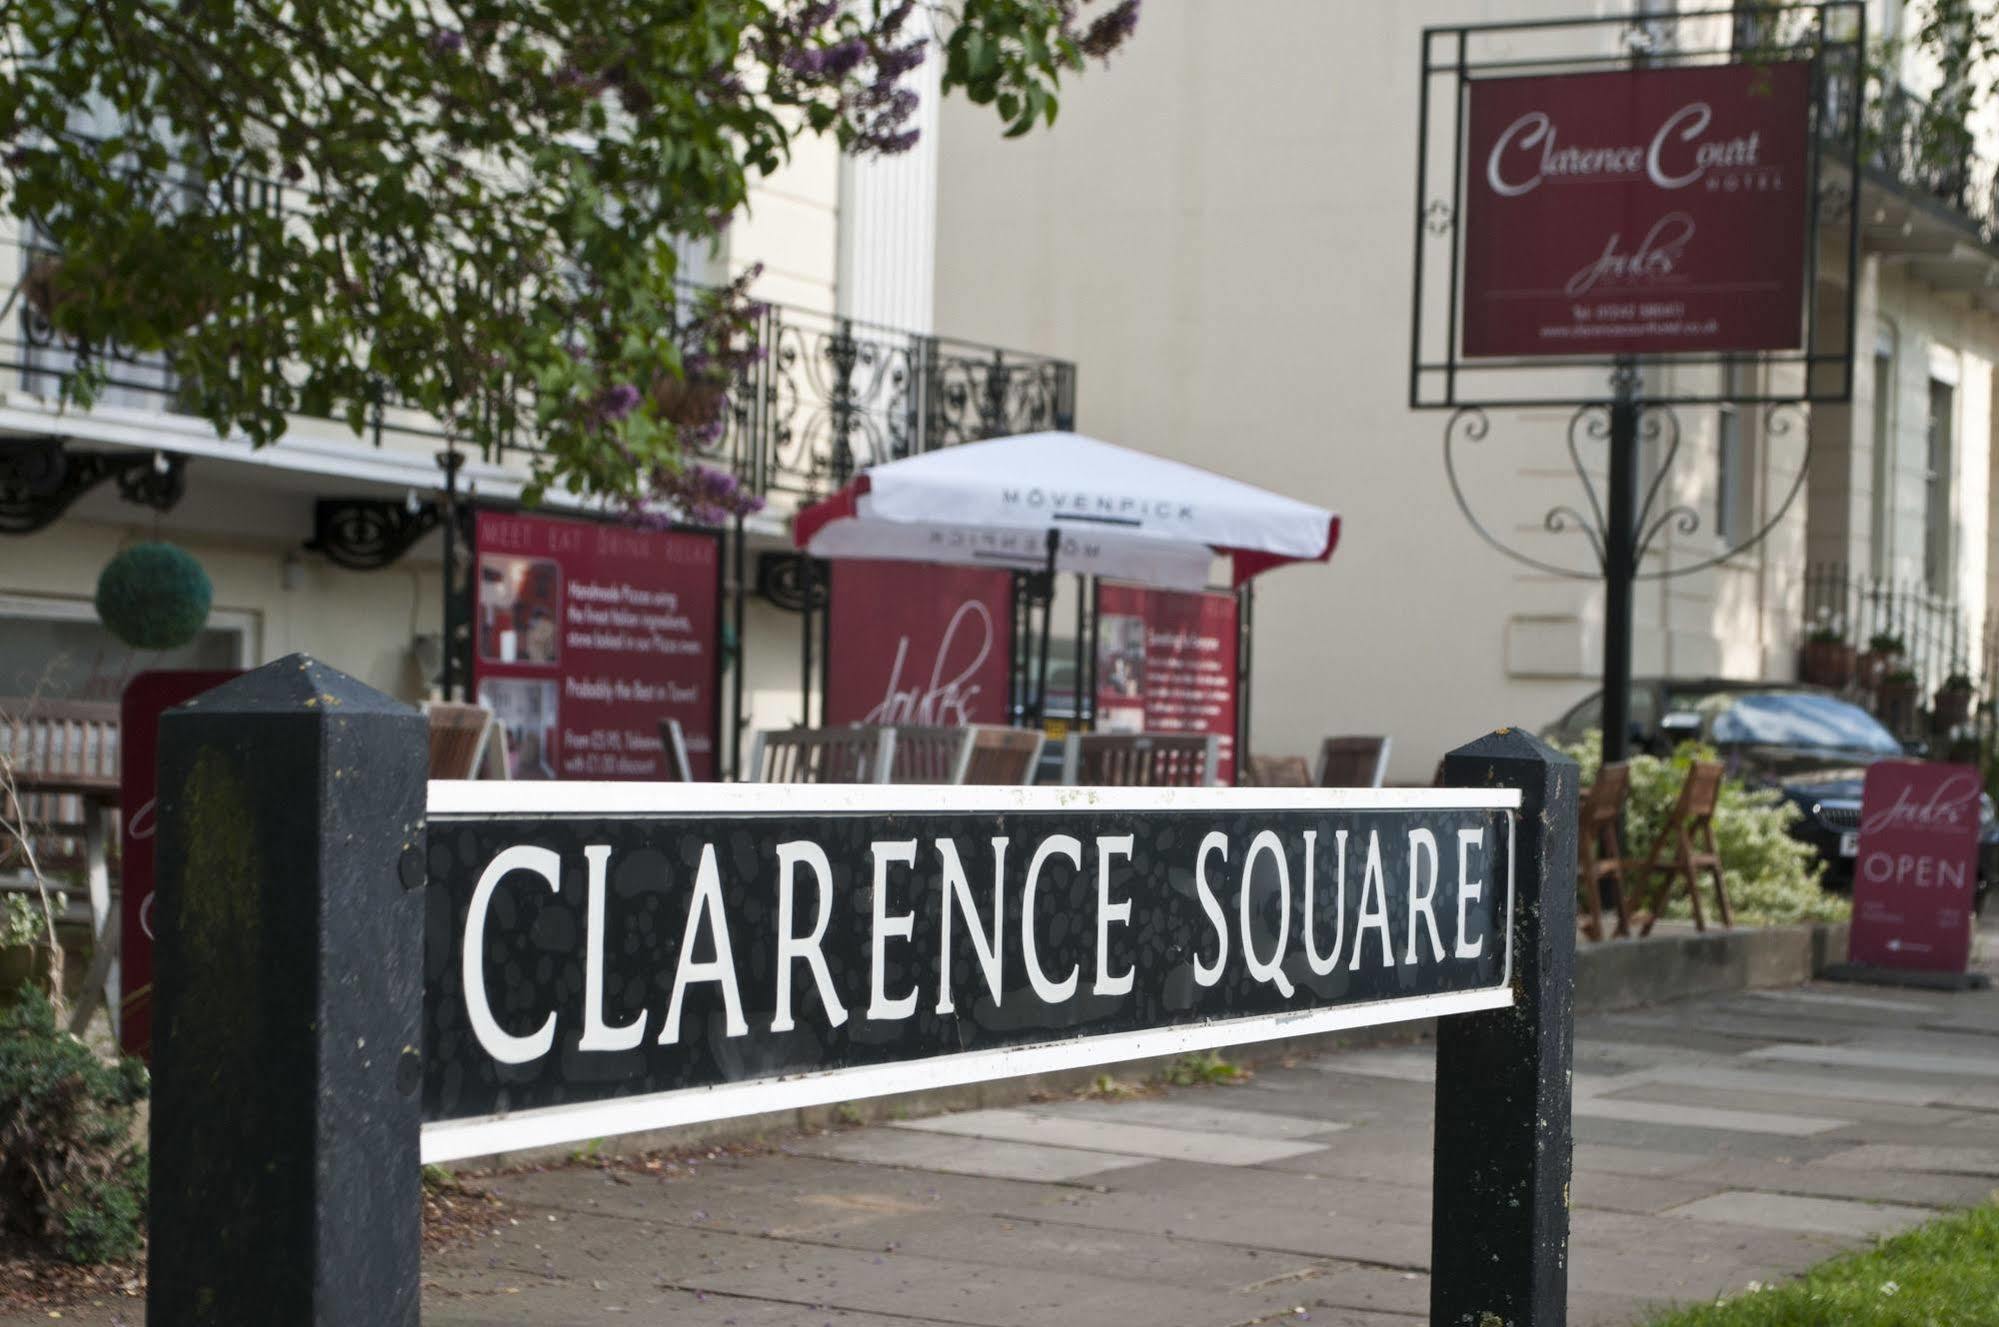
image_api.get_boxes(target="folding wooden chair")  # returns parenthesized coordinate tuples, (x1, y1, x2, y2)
(745, 727, 894, 783)
(656, 718, 694, 781)
(1577, 762, 1634, 941)
(888, 726, 977, 784)
(1062, 733, 1219, 787)
(1316, 735, 1391, 788)
(424, 702, 505, 780)
(962, 726, 1045, 785)
(1243, 755, 1311, 787)
(1636, 760, 1732, 935)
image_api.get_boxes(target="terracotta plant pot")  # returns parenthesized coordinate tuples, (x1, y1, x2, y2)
(1933, 686, 1974, 731)
(1801, 638, 1856, 689)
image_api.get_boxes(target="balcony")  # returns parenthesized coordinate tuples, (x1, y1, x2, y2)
(1860, 83, 1999, 245)
(2, 225, 1076, 508)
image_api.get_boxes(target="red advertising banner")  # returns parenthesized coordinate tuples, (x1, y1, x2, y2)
(824, 560, 1014, 727)
(121, 668, 242, 1058)
(472, 511, 720, 780)
(1849, 761, 1980, 973)
(1094, 583, 1239, 783)
(1462, 61, 1810, 358)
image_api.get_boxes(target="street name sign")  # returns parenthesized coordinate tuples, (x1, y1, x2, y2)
(419, 783, 1518, 1162)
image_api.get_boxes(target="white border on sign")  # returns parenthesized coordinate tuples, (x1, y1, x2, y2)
(419, 984, 1512, 1164)
(428, 781, 1524, 817)
(418, 777, 1523, 1164)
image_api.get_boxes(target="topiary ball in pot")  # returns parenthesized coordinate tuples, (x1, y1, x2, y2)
(95, 542, 212, 650)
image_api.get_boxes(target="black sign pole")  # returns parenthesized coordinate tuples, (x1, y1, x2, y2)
(150, 657, 427, 1326)
(1601, 364, 1640, 768)
(1432, 728, 1578, 1326)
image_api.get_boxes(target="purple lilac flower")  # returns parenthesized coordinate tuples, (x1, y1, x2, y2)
(1079, 0, 1141, 59)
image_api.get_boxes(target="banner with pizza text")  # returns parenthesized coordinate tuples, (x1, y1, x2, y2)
(471, 511, 720, 780)
(1094, 582, 1240, 783)
(1461, 61, 1811, 358)
(824, 560, 1014, 727)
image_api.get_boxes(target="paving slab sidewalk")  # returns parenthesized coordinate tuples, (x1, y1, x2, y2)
(16, 925, 1998, 1327)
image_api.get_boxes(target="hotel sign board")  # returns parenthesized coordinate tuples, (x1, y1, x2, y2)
(1461, 61, 1812, 358)
(418, 784, 1518, 1161)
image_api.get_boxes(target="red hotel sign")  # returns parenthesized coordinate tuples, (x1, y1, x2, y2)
(1462, 61, 1810, 358)
(1849, 761, 1980, 973)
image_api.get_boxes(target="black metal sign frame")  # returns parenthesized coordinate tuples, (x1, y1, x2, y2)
(1409, 2, 1864, 412)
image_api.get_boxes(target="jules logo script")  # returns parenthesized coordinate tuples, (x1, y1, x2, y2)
(1861, 773, 1982, 837)
(863, 599, 993, 726)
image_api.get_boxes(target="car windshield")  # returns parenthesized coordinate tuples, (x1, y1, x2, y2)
(1708, 692, 1902, 756)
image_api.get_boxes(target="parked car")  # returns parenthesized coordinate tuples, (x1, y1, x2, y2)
(1544, 681, 1995, 913)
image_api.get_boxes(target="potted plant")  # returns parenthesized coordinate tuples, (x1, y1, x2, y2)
(1801, 624, 1855, 689)
(1877, 667, 1920, 734)
(1933, 672, 1976, 730)
(1858, 631, 1905, 690)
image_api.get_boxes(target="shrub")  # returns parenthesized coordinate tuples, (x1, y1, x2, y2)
(1564, 732, 1845, 926)
(0, 985, 149, 1263)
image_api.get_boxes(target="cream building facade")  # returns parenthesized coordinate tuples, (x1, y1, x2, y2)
(930, 0, 1999, 780)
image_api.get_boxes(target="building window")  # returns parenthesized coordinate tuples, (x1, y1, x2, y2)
(1868, 328, 1895, 578)
(1925, 375, 1955, 595)
(0, 595, 257, 701)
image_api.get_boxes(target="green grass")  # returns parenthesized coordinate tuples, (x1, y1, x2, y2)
(1641, 1203, 1999, 1326)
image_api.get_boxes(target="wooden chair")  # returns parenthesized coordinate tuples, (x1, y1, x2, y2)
(746, 727, 894, 783)
(1316, 736, 1391, 788)
(1061, 733, 1219, 787)
(888, 726, 976, 785)
(424, 702, 506, 780)
(1636, 760, 1732, 935)
(1243, 755, 1311, 787)
(657, 718, 694, 781)
(962, 726, 1045, 785)
(1577, 762, 1634, 941)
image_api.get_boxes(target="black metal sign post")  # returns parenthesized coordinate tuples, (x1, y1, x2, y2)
(149, 656, 1575, 1325)
(1411, 5, 1864, 772)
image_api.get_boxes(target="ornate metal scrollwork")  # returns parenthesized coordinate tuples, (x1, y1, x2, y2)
(755, 551, 830, 612)
(1443, 395, 1812, 584)
(0, 437, 188, 535)
(305, 496, 443, 570)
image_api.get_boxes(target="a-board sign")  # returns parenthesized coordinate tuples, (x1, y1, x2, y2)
(1461, 61, 1811, 358)
(824, 560, 1014, 727)
(1850, 761, 1980, 973)
(471, 510, 721, 780)
(1095, 582, 1240, 783)
(418, 784, 1518, 1162)
(119, 668, 243, 1059)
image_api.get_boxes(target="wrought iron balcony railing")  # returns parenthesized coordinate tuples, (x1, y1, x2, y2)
(1821, 69, 1999, 245)
(4, 225, 1075, 504)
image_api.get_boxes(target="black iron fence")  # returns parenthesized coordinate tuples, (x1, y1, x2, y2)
(4, 226, 1075, 503)
(1799, 562, 1997, 746)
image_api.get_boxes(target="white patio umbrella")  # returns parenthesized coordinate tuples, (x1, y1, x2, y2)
(792, 431, 1340, 590)
(791, 431, 1340, 724)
